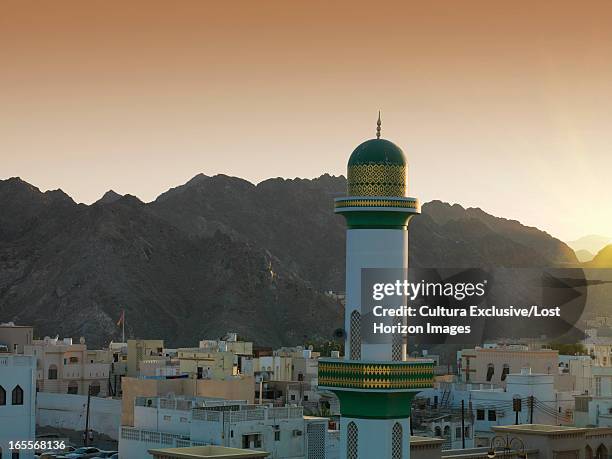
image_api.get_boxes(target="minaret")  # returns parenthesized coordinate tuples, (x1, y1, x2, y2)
(319, 114, 434, 459)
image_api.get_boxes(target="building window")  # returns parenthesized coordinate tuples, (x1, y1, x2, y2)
(180, 417, 188, 423)
(70, 357, 78, 363)
(455, 427, 461, 439)
(242, 434, 262, 449)
(0, 385, 5, 405)
(290, 394, 296, 401)
(274, 430, 280, 441)
(12, 385, 24, 405)
(488, 410, 496, 422)
(12, 451, 20, 459)
(67, 381, 78, 394)
(501, 364, 510, 381)
(347, 421, 358, 459)
(476, 409, 485, 420)
(486, 363, 494, 382)
(392, 422, 402, 459)
(303, 395, 308, 401)
(89, 381, 100, 396)
(48, 364, 58, 380)
(350, 311, 361, 360)
(163, 415, 171, 421)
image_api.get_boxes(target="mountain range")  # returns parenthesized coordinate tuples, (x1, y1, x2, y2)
(0, 174, 583, 347)
(567, 234, 612, 262)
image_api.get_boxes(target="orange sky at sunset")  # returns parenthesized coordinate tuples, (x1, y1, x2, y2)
(1, 0, 611, 241)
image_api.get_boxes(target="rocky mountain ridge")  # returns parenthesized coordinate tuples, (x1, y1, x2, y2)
(0, 174, 579, 347)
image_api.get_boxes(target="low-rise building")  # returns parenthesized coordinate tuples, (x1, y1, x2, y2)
(121, 375, 255, 427)
(419, 368, 575, 447)
(459, 345, 559, 387)
(24, 336, 111, 397)
(127, 339, 165, 377)
(583, 329, 612, 367)
(120, 396, 327, 459)
(0, 322, 33, 353)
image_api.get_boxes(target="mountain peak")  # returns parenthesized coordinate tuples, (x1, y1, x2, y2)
(95, 190, 123, 205)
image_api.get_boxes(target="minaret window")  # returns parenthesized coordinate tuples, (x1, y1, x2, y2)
(392, 422, 402, 459)
(347, 421, 358, 459)
(349, 311, 361, 360)
(12, 385, 24, 405)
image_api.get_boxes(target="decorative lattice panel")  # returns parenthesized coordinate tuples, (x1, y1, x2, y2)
(307, 422, 326, 459)
(347, 422, 358, 459)
(392, 423, 403, 459)
(350, 310, 361, 360)
(392, 334, 403, 361)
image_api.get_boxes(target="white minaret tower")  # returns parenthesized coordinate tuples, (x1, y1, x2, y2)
(319, 114, 434, 459)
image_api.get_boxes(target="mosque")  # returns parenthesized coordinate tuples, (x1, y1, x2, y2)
(318, 114, 435, 459)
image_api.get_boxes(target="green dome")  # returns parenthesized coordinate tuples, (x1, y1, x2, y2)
(348, 138, 406, 167)
(347, 139, 407, 197)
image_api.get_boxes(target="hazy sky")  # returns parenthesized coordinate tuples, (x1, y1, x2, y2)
(1, 0, 611, 241)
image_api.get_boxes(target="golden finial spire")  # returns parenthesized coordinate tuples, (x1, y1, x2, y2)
(376, 110, 382, 139)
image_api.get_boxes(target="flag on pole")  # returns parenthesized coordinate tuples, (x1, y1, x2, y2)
(116, 310, 125, 327)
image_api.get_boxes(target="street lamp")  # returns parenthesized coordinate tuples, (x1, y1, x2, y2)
(487, 435, 528, 458)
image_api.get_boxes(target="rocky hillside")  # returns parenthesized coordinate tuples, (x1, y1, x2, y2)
(0, 175, 578, 347)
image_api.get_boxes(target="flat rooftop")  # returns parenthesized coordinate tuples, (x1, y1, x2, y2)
(493, 424, 589, 434)
(148, 445, 269, 458)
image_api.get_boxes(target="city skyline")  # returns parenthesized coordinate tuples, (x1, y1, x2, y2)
(2, 0, 612, 241)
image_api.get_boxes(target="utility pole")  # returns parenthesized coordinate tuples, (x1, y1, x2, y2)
(461, 399, 465, 449)
(528, 396, 534, 424)
(84, 386, 92, 446)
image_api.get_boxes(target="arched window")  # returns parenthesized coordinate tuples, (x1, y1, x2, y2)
(443, 425, 450, 437)
(347, 421, 358, 459)
(67, 381, 78, 395)
(12, 385, 24, 405)
(350, 311, 361, 360)
(89, 381, 101, 396)
(48, 364, 58, 380)
(434, 426, 442, 437)
(501, 363, 510, 381)
(486, 363, 495, 382)
(596, 443, 608, 459)
(392, 422, 402, 459)
(0, 385, 6, 405)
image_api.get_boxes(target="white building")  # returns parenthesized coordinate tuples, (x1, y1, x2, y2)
(583, 329, 612, 367)
(119, 396, 328, 459)
(0, 353, 36, 459)
(575, 366, 612, 428)
(421, 368, 575, 447)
